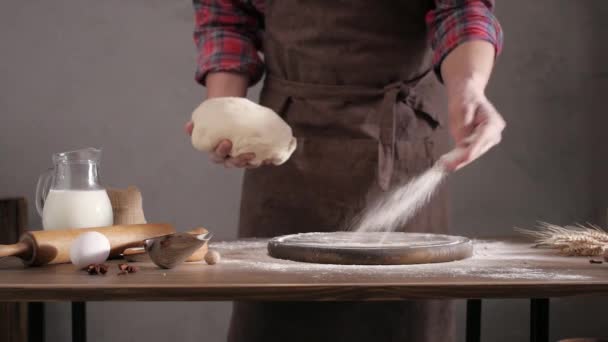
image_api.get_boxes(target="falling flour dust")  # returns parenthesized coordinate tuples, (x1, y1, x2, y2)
(349, 163, 447, 235)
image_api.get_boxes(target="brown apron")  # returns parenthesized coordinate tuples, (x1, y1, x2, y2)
(229, 0, 453, 341)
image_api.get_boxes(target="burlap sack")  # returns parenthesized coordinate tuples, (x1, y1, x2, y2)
(106, 186, 147, 225)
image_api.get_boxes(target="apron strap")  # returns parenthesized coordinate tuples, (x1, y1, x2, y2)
(266, 75, 385, 99)
(265, 75, 424, 191)
(377, 82, 420, 190)
(377, 86, 399, 191)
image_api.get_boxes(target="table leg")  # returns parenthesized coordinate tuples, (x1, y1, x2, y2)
(466, 299, 482, 342)
(466, 299, 481, 342)
(28, 302, 45, 342)
(530, 298, 549, 342)
(72, 302, 86, 342)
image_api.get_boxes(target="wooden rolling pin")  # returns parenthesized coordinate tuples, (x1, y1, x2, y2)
(0, 223, 175, 266)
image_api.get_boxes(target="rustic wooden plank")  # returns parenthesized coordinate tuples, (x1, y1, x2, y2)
(0, 198, 28, 342)
(2, 282, 608, 302)
(0, 238, 607, 302)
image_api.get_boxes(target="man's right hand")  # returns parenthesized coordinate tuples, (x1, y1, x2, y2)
(185, 121, 263, 168)
(185, 71, 267, 169)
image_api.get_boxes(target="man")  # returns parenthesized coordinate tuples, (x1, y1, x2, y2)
(186, 0, 505, 341)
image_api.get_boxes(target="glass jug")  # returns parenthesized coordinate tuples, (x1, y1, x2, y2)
(36, 148, 113, 230)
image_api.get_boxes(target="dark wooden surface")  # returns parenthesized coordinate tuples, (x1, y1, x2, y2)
(0, 198, 28, 342)
(0, 238, 607, 302)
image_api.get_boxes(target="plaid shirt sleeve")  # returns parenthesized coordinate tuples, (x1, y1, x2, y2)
(426, 0, 503, 78)
(193, 0, 264, 86)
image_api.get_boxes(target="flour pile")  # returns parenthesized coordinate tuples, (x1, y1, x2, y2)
(349, 163, 447, 235)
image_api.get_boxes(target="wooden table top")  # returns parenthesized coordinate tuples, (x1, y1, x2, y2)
(0, 238, 607, 302)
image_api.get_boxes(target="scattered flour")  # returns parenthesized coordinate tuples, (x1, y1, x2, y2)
(271, 231, 457, 248)
(211, 240, 596, 281)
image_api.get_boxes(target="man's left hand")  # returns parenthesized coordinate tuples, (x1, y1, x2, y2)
(444, 81, 505, 171)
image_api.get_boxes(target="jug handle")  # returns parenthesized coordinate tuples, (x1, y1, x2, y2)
(35, 168, 53, 216)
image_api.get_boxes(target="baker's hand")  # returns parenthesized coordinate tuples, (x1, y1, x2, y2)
(444, 81, 506, 172)
(185, 121, 267, 168)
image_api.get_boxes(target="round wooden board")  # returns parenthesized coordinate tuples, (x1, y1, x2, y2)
(267, 232, 473, 265)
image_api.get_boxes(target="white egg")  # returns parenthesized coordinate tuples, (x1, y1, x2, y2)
(69, 231, 111, 268)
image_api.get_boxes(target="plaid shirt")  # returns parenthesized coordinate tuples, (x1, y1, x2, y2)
(193, 0, 503, 85)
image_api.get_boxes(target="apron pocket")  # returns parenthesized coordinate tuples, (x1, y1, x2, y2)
(293, 137, 378, 184)
(292, 136, 379, 210)
(243, 136, 380, 234)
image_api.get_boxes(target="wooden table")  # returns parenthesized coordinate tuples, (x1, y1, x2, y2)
(1, 238, 607, 342)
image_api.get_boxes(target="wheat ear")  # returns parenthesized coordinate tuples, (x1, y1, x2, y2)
(515, 222, 608, 256)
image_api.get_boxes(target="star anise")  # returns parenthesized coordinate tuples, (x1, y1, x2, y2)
(84, 264, 108, 275)
(117, 263, 138, 275)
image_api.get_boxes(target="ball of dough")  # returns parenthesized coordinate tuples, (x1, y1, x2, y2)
(204, 250, 221, 265)
(69, 232, 111, 268)
(191, 97, 297, 166)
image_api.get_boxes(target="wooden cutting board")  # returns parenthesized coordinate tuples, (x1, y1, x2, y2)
(267, 232, 473, 265)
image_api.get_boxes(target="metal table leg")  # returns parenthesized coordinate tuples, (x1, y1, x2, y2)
(466, 299, 482, 342)
(28, 302, 45, 342)
(72, 302, 86, 342)
(530, 298, 549, 342)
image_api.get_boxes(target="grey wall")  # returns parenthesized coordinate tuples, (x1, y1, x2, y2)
(0, 1, 606, 341)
